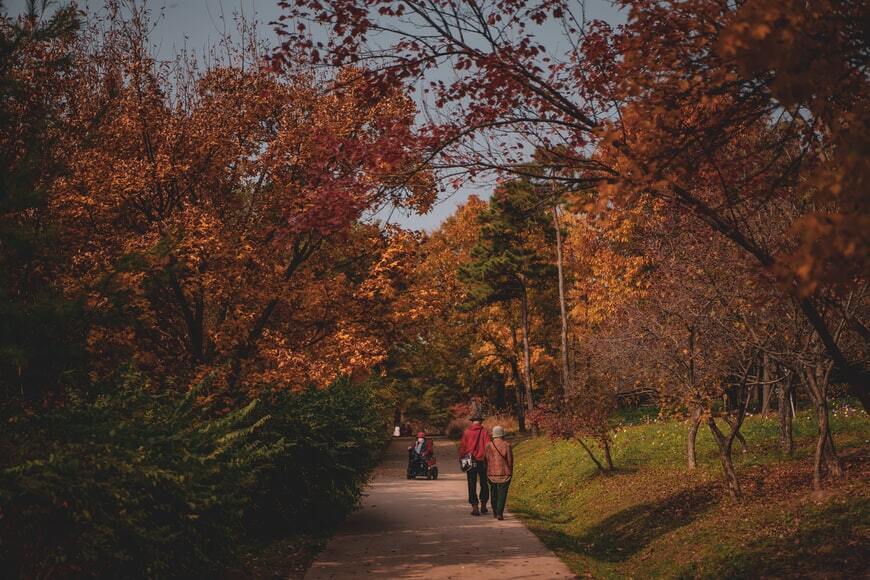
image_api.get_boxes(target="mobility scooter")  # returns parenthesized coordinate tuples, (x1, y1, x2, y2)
(407, 431, 438, 480)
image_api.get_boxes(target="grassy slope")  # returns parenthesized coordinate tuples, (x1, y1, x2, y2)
(510, 404, 869, 579)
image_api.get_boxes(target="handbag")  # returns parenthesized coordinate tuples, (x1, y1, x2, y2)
(460, 428, 484, 472)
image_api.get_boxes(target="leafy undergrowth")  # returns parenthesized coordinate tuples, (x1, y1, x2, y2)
(510, 407, 870, 579)
(224, 532, 330, 580)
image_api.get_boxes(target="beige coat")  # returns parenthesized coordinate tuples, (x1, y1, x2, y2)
(484, 439, 513, 483)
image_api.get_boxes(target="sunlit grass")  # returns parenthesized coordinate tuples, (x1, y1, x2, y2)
(509, 404, 870, 579)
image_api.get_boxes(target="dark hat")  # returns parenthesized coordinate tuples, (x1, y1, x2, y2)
(470, 408, 484, 421)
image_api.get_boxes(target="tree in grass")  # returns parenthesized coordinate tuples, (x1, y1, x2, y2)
(459, 179, 555, 433)
(538, 348, 619, 474)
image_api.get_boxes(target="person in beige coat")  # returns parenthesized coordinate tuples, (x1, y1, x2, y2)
(484, 425, 513, 520)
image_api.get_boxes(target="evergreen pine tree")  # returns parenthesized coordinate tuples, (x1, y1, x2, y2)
(459, 179, 554, 432)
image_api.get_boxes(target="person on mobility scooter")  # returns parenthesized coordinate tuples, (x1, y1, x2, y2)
(407, 431, 438, 480)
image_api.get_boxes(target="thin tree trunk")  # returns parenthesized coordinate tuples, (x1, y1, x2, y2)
(761, 353, 772, 416)
(519, 285, 536, 435)
(552, 204, 570, 400)
(813, 400, 844, 490)
(687, 404, 702, 470)
(509, 320, 527, 433)
(601, 436, 614, 471)
(686, 327, 701, 469)
(707, 362, 754, 500)
(512, 361, 527, 433)
(804, 368, 844, 490)
(708, 417, 741, 501)
(577, 437, 607, 474)
(778, 372, 794, 455)
(723, 415, 749, 453)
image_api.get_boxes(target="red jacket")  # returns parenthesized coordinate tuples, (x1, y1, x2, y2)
(458, 423, 491, 461)
(412, 438, 434, 457)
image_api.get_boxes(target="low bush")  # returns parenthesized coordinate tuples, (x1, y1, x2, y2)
(248, 377, 389, 534)
(0, 375, 389, 578)
(483, 413, 519, 435)
(0, 374, 276, 578)
(446, 418, 469, 440)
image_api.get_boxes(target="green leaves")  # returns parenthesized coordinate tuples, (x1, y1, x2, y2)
(459, 179, 556, 309)
(0, 375, 388, 577)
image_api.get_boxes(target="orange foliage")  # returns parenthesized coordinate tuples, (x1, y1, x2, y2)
(36, 8, 433, 397)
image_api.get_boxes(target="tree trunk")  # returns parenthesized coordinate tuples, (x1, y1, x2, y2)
(519, 285, 537, 435)
(686, 327, 701, 469)
(761, 353, 772, 416)
(706, 363, 754, 501)
(813, 400, 844, 490)
(804, 367, 844, 490)
(723, 415, 749, 453)
(601, 436, 614, 471)
(577, 437, 607, 474)
(778, 372, 794, 455)
(509, 321, 527, 433)
(687, 404, 702, 470)
(552, 204, 570, 400)
(707, 418, 741, 500)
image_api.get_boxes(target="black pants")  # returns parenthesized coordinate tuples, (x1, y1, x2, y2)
(488, 480, 511, 516)
(467, 462, 489, 505)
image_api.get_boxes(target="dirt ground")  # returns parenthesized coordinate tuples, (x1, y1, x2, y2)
(305, 437, 577, 579)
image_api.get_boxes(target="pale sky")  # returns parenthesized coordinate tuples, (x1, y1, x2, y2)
(4, 0, 625, 231)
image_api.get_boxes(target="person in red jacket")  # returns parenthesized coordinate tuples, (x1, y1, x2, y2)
(458, 411, 491, 515)
(412, 431, 434, 459)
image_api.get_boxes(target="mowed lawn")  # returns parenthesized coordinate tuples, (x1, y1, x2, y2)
(510, 404, 869, 579)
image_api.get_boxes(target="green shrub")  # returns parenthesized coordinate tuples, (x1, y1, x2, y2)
(248, 377, 390, 534)
(0, 375, 279, 578)
(0, 375, 389, 578)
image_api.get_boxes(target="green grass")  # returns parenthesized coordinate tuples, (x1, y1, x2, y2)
(510, 404, 870, 579)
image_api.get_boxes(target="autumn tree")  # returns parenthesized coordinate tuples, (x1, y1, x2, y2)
(272, 0, 867, 496)
(459, 179, 555, 431)
(3, 3, 434, 404)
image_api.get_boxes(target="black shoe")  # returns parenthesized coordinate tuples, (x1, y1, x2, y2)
(497, 514, 504, 521)
(479, 502, 488, 514)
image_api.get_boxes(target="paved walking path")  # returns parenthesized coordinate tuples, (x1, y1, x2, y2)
(305, 437, 576, 579)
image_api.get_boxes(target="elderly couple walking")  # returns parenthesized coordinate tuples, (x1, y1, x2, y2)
(458, 412, 514, 520)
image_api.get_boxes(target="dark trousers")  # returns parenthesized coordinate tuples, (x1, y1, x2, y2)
(488, 480, 511, 516)
(466, 462, 489, 505)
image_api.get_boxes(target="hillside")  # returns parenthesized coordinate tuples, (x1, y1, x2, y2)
(510, 406, 869, 579)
